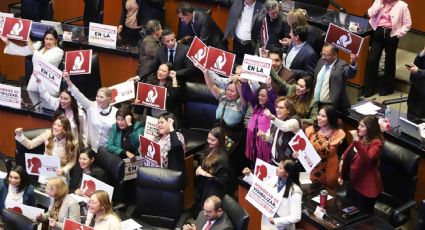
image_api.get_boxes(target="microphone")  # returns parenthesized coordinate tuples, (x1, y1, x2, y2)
(397, 93, 403, 132)
(26, 101, 41, 112)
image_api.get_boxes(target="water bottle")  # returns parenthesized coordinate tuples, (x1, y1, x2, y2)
(384, 106, 391, 130)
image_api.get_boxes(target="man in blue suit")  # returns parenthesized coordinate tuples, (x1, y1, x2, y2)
(285, 25, 318, 77)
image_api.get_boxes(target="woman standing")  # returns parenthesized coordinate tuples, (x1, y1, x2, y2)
(37, 84, 88, 149)
(241, 77, 276, 164)
(195, 127, 230, 214)
(1, 29, 64, 95)
(149, 113, 185, 172)
(85, 190, 121, 229)
(295, 105, 345, 192)
(69, 150, 108, 195)
(37, 177, 80, 230)
(258, 97, 301, 165)
(339, 115, 384, 212)
(15, 115, 78, 179)
(107, 107, 144, 160)
(63, 72, 117, 152)
(242, 159, 302, 230)
(0, 166, 36, 212)
(363, 0, 411, 97)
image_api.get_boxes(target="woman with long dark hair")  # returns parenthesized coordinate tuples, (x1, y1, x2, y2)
(242, 159, 302, 229)
(194, 127, 230, 214)
(339, 115, 384, 212)
(0, 166, 36, 212)
(241, 77, 276, 164)
(1, 29, 64, 95)
(294, 105, 345, 192)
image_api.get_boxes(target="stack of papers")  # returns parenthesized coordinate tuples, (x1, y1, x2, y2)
(353, 102, 381, 115)
(121, 218, 142, 230)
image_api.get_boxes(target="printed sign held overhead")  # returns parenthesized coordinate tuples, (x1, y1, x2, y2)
(1, 17, 32, 41)
(205, 47, 235, 77)
(65, 50, 92, 75)
(325, 23, 364, 55)
(109, 80, 135, 105)
(136, 82, 167, 110)
(186, 36, 209, 70)
(240, 54, 272, 83)
(139, 135, 161, 167)
(288, 129, 321, 173)
(0, 12, 14, 35)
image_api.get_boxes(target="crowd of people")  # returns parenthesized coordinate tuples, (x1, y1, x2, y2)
(1, 0, 422, 229)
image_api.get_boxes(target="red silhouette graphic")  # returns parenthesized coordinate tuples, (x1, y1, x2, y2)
(27, 157, 42, 174)
(82, 180, 96, 197)
(111, 88, 118, 103)
(292, 135, 306, 152)
(255, 164, 268, 181)
(9, 206, 23, 214)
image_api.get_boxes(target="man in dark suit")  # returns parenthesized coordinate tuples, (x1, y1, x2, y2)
(406, 46, 425, 118)
(251, 0, 290, 51)
(313, 44, 358, 113)
(137, 29, 194, 83)
(176, 2, 227, 50)
(223, 0, 264, 64)
(285, 25, 318, 77)
(183, 195, 233, 230)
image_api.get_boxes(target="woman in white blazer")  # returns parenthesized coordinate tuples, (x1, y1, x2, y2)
(243, 159, 303, 230)
(1, 29, 64, 95)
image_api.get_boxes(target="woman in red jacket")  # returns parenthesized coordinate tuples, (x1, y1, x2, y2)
(339, 115, 384, 213)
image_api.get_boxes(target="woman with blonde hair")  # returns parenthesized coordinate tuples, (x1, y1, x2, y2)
(15, 115, 78, 179)
(37, 177, 80, 230)
(85, 190, 121, 229)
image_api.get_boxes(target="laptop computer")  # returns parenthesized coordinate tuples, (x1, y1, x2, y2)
(399, 117, 424, 142)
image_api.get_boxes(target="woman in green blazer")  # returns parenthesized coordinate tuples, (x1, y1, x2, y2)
(107, 107, 144, 159)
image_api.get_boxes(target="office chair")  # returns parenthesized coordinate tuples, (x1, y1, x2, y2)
(222, 195, 250, 230)
(0, 152, 13, 173)
(2, 208, 38, 230)
(18, 0, 54, 21)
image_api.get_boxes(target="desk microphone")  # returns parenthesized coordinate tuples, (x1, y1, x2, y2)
(26, 101, 42, 112)
(396, 93, 403, 133)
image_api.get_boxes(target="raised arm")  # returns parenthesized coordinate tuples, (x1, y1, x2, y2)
(202, 68, 223, 99)
(63, 72, 93, 110)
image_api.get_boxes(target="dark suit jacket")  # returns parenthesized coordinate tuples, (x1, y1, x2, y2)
(314, 58, 357, 112)
(286, 42, 318, 77)
(178, 10, 226, 50)
(251, 10, 290, 50)
(195, 211, 233, 230)
(137, 35, 161, 76)
(120, 0, 164, 26)
(407, 53, 425, 118)
(223, 0, 264, 40)
(139, 43, 195, 82)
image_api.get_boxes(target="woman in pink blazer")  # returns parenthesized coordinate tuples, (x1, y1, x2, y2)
(363, 0, 411, 97)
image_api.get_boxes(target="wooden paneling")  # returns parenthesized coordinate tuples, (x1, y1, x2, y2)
(0, 111, 51, 157)
(0, 42, 26, 81)
(53, 0, 84, 22)
(97, 53, 138, 87)
(238, 185, 262, 230)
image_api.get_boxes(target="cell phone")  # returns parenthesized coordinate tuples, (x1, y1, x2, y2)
(342, 206, 359, 216)
(405, 64, 413, 68)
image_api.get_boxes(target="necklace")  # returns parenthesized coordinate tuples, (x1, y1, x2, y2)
(100, 106, 112, 116)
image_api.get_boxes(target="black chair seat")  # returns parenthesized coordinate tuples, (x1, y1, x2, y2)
(2, 208, 37, 230)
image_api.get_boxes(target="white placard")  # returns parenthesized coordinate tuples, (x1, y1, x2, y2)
(253, 158, 276, 182)
(32, 53, 62, 95)
(6, 203, 44, 220)
(0, 12, 14, 34)
(109, 80, 135, 105)
(121, 218, 143, 230)
(0, 171, 7, 179)
(288, 130, 321, 173)
(80, 173, 114, 200)
(143, 116, 158, 141)
(25, 153, 60, 178)
(0, 83, 21, 108)
(88, 22, 117, 49)
(245, 177, 283, 218)
(123, 156, 143, 181)
(240, 54, 272, 83)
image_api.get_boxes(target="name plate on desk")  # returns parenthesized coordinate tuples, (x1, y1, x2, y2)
(88, 22, 117, 49)
(1, 17, 32, 41)
(325, 23, 364, 55)
(0, 83, 21, 109)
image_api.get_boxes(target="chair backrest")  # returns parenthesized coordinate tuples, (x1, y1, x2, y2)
(2, 208, 37, 230)
(379, 140, 420, 203)
(69, 53, 101, 100)
(182, 82, 218, 131)
(135, 167, 184, 228)
(222, 195, 250, 230)
(95, 147, 125, 203)
(83, 0, 104, 28)
(21, 0, 53, 21)
(417, 200, 425, 230)
(0, 152, 13, 173)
